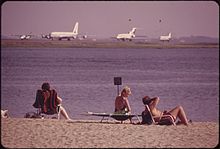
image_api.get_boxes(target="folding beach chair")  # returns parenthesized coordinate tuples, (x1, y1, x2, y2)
(86, 111, 141, 123)
(142, 104, 176, 126)
(32, 89, 60, 119)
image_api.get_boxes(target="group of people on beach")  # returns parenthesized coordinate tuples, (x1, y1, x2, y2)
(39, 82, 189, 125)
(115, 86, 189, 125)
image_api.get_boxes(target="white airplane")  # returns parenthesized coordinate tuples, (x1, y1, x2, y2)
(41, 34, 51, 39)
(160, 33, 172, 41)
(12, 32, 32, 40)
(20, 34, 32, 40)
(47, 22, 79, 40)
(116, 28, 136, 41)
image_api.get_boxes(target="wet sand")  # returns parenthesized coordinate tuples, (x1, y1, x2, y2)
(1, 118, 219, 148)
(1, 39, 218, 49)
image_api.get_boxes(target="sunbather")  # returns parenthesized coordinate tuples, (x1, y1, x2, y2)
(142, 96, 189, 125)
(41, 82, 72, 120)
(115, 86, 132, 114)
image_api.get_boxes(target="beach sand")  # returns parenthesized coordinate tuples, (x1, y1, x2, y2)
(1, 118, 219, 148)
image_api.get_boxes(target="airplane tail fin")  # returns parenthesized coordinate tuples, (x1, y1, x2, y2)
(129, 28, 136, 35)
(169, 33, 172, 38)
(73, 22, 79, 34)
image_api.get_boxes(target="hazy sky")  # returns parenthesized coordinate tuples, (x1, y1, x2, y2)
(1, 1, 219, 38)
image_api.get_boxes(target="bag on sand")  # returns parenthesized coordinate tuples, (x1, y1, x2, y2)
(141, 109, 154, 125)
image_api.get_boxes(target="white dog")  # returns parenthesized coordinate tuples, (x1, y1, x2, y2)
(1, 110, 9, 118)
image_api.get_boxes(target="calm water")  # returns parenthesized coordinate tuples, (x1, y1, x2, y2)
(1, 47, 219, 122)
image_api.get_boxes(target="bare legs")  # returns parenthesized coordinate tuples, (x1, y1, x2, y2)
(59, 106, 71, 120)
(147, 96, 189, 126)
(57, 96, 72, 120)
(168, 105, 188, 125)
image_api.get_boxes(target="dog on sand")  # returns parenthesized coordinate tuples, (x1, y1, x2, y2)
(1, 110, 9, 118)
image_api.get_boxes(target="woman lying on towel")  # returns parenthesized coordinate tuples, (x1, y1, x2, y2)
(142, 96, 189, 126)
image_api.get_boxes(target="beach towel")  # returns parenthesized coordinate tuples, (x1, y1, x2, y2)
(33, 89, 58, 114)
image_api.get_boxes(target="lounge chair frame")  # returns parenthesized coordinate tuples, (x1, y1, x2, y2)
(86, 112, 141, 123)
(144, 105, 176, 125)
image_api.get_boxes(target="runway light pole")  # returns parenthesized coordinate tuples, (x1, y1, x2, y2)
(114, 77, 122, 96)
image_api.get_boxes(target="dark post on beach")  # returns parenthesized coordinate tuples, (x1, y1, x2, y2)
(114, 77, 122, 95)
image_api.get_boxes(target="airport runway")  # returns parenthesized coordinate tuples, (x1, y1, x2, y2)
(1, 39, 218, 49)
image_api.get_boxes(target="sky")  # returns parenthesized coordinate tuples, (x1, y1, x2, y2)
(1, 1, 219, 39)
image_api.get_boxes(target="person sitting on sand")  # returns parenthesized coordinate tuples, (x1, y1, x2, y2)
(38, 82, 72, 120)
(115, 86, 132, 114)
(142, 96, 189, 125)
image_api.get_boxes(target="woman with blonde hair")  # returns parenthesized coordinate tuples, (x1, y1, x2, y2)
(114, 86, 132, 114)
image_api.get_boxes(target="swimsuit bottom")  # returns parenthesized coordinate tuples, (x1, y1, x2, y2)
(114, 108, 128, 114)
(162, 112, 176, 122)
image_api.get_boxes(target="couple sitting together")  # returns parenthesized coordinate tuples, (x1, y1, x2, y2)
(115, 86, 189, 126)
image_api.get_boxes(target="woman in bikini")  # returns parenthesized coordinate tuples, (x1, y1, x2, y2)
(142, 96, 189, 125)
(115, 86, 132, 114)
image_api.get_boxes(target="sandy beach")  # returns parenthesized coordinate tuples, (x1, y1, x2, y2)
(1, 118, 218, 148)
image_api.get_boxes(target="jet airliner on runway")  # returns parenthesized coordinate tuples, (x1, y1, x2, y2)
(160, 33, 172, 41)
(116, 28, 136, 41)
(42, 22, 81, 40)
(50, 22, 78, 40)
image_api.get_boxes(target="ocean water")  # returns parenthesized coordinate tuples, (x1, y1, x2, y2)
(1, 47, 219, 122)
